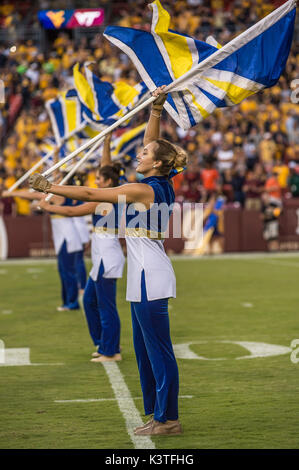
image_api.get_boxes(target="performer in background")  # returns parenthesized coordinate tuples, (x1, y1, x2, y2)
(37, 133, 125, 362)
(1, 185, 82, 311)
(30, 87, 187, 436)
(71, 179, 90, 296)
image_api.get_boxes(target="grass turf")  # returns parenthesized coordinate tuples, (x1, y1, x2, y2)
(0, 255, 298, 449)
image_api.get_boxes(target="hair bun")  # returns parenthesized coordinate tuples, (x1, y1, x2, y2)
(111, 162, 122, 175)
(173, 145, 188, 170)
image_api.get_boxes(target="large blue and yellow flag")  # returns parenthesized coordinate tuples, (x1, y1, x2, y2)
(72, 62, 148, 127)
(104, 0, 296, 129)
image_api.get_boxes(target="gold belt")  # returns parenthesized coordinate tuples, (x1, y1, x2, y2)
(125, 227, 165, 240)
(93, 226, 119, 235)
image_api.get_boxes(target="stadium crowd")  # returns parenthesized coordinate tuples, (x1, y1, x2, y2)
(1, 0, 299, 221)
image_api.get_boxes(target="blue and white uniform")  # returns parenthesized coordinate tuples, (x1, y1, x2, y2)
(125, 175, 179, 423)
(83, 202, 125, 356)
(50, 197, 82, 310)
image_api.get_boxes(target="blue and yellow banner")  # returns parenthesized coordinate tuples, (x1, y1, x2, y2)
(104, 0, 296, 129)
(71, 63, 148, 127)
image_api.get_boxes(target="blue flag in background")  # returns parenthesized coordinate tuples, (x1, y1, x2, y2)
(72, 63, 148, 127)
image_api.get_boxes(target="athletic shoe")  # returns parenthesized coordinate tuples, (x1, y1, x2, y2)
(91, 352, 101, 358)
(134, 417, 154, 433)
(90, 353, 122, 362)
(134, 419, 182, 436)
(56, 306, 70, 311)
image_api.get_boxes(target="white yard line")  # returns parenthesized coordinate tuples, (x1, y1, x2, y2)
(54, 395, 193, 404)
(0, 258, 57, 266)
(170, 252, 299, 261)
(102, 362, 155, 449)
(26, 268, 45, 273)
(253, 259, 299, 268)
(0, 362, 65, 367)
(1, 251, 299, 266)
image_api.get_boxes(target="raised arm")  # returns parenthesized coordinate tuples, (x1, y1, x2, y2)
(144, 86, 167, 147)
(100, 132, 112, 167)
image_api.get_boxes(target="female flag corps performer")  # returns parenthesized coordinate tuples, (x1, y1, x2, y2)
(37, 133, 125, 362)
(1, 187, 82, 312)
(29, 87, 187, 436)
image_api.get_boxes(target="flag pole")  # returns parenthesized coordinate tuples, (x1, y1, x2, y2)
(41, 95, 157, 178)
(7, 121, 88, 192)
(44, 136, 105, 202)
(42, 0, 296, 178)
(7, 149, 56, 192)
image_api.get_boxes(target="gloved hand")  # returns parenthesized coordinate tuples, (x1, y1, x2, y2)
(29, 174, 52, 193)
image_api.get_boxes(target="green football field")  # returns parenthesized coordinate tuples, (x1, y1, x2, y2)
(0, 254, 299, 450)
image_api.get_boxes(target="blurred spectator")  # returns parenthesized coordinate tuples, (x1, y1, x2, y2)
(264, 170, 282, 207)
(1, 0, 299, 218)
(243, 167, 265, 211)
(200, 157, 219, 200)
(231, 168, 246, 207)
(243, 137, 258, 170)
(273, 159, 290, 190)
(259, 132, 277, 167)
(217, 141, 234, 174)
(288, 162, 299, 198)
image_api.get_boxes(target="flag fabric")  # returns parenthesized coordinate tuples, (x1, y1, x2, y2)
(104, 0, 296, 129)
(46, 90, 100, 146)
(79, 123, 147, 170)
(39, 136, 84, 171)
(39, 136, 56, 156)
(45, 92, 83, 144)
(72, 62, 148, 127)
(111, 122, 146, 161)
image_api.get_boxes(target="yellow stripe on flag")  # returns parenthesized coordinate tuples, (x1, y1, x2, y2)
(62, 93, 77, 134)
(113, 81, 139, 107)
(154, 0, 193, 79)
(112, 123, 146, 156)
(73, 63, 98, 117)
(204, 78, 256, 104)
(187, 90, 210, 119)
(83, 125, 100, 139)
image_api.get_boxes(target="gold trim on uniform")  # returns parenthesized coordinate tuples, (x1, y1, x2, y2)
(125, 227, 165, 240)
(93, 226, 119, 235)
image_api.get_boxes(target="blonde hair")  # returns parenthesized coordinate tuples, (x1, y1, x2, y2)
(153, 138, 188, 176)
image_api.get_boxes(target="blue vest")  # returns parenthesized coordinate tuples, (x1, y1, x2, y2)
(92, 202, 122, 232)
(125, 176, 175, 239)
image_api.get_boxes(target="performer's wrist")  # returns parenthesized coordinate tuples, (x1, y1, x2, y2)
(44, 182, 53, 194)
(151, 110, 161, 118)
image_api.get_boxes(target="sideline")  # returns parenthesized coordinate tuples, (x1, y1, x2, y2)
(1, 251, 299, 266)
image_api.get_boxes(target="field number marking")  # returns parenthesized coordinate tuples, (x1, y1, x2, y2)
(173, 341, 292, 361)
